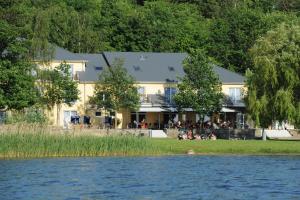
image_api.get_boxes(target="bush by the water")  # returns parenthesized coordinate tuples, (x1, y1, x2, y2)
(5, 109, 47, 124)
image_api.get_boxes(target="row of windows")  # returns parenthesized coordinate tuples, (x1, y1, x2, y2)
(137, 87, 177, 104)
(50, 63, 242, 105)
(138, 87, 242, 104)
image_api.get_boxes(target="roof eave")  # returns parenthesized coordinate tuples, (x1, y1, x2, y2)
(222, 82, 245, 85)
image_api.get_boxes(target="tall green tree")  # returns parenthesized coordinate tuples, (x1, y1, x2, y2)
(0, 20, 38, 111)
(142, 1, 208, 52)
(174, 50, 223, 125)
(38, 62, 79, 125)
(90, 59, 140, 128)
(246, 22, 300, 138)
(208, 8, 297, 73)
(276, 0, 300, 12)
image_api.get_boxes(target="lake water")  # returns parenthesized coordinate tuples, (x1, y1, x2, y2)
(1, 156, 300, 200)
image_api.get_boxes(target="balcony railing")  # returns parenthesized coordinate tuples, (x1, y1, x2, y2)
(140, 94, 177, 106)
(223, 96, 245, 107)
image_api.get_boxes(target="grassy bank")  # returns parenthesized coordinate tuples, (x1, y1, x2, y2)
(1, 133, 300, 158)
(151, 139, 300, 155)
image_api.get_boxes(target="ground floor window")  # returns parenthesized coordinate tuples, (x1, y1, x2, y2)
(95, 111, 101, 117)
(63, 110, 78, 128)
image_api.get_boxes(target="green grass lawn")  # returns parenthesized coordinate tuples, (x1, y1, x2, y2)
(1, 133, 300, 159)
(150, 139, 300, 155)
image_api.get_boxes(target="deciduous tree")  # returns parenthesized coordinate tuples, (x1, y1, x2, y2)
(90, 59, 140, 128)
(246, 22, 300, 138)
(0, 20, 38, 111)
(38, 62, 79, 125)
(174, 50, 223, 126)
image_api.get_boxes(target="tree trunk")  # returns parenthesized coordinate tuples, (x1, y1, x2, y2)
(262, 128, 266, 141)
(199, 114, 204, 129)
(57, 104, 61, 127)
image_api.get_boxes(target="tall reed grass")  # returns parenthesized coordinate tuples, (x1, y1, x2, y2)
(1, 133, 300, 159)
(0, 133, 163, 158)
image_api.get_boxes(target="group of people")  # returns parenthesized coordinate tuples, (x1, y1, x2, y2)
(129, 119, 149, 129)
(175, 120, 218, 141)
(178, 129, 217, 141)
(174, 119, 236, 130)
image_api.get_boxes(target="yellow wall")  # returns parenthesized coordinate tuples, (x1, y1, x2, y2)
(38, 60, 86, 76)
(222, 84, 246, 96)
(47, 82, 246, 127)
(137, 83, 246, 98)
(38, 60, 246, 127)
(38, 60, 88, 126)
(136, 83, 177, 96)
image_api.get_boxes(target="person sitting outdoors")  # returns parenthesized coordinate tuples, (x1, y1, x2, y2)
(175, 120, 182, 129)
(187, 129, 194, 140)
(140, 118, 146, 129)
(209, 132, 217, 140)
(178, 132, 188, 140)
(133, 120, 138, 129)
(194, 134, 202, 140)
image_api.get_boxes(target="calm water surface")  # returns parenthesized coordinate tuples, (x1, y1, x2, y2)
(1, 156, 300, 200)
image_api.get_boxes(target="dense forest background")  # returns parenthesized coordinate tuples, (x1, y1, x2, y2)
(1, 0, 299, 74)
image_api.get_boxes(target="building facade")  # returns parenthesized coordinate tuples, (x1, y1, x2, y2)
(38, 47, 246, 129)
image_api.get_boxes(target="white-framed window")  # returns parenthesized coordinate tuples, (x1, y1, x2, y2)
(164, 87, 177, 104)
(229, 88, 242, 103)
(69, 64, 74, 79)
(63, 110, 78, 128)
(138, 87, 145, 102)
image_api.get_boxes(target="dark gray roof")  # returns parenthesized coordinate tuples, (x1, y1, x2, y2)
(50, 46, 245, 84)
(213, 66, 245, 84)
(102, 52, 245, 84)
(53, 46, 84, 61)
(76, 53, 107, 82)
(103, 52, 187, 83)
(34, 46, 84, 62)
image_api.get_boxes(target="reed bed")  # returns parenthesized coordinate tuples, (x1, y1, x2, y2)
(0, 133, 164, 158)
(1, 133, 300, 159)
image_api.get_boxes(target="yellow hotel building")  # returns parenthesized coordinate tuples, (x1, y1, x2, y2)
(39, 47, 246, 129)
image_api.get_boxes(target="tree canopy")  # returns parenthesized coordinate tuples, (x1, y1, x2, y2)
(174, 50, 223, 122)
(36, 62, 79, 125)
(0, 0, 299, 121)
(90, 59, 140, 113)
(2, 0, 299, 74)
(0, 20, 37, 110)
(245, 22, 300, 128)
(38, 62, 79, 109)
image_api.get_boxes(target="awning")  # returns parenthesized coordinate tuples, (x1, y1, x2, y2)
(167, 108, 193, 112)
(138, 107, 237, 113)
(167, 107, 177, 112)
(138, 107, 167, 112)
(183, 108, 193, 112)
(221, 107, 237, 112)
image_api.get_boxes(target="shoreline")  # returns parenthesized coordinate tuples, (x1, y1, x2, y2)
(1, 152, 300, 160)
(1, 133, 300, 159)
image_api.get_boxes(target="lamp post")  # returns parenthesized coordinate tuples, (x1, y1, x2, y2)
(103, 94, 106, 129)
